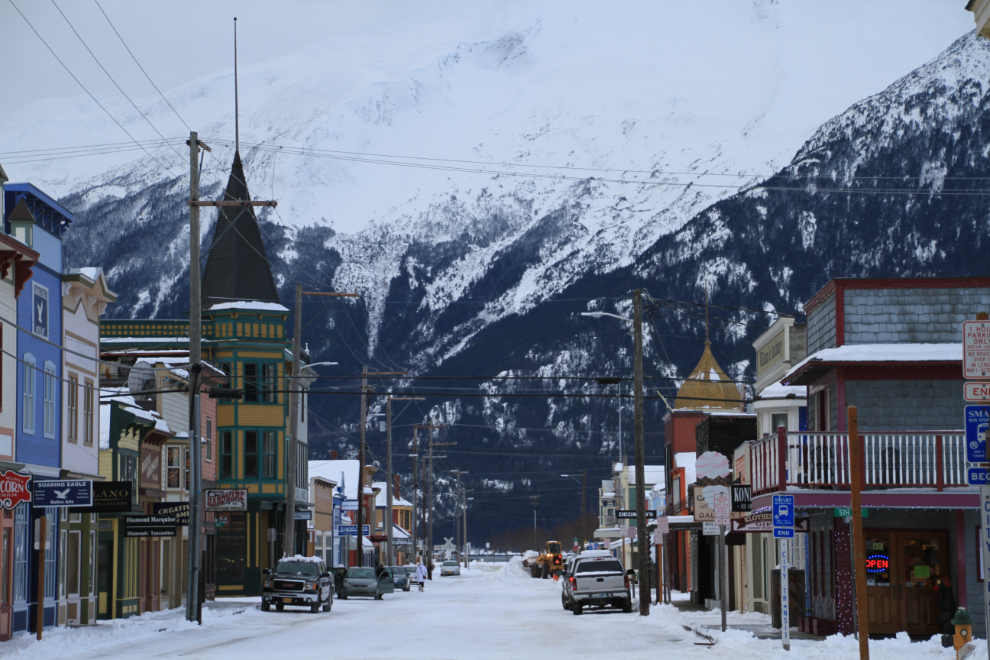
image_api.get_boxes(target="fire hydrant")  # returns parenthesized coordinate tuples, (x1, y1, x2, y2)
(951, 607, 974, 658)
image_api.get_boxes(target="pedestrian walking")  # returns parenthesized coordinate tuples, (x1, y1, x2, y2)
(416, 560, 428, 592)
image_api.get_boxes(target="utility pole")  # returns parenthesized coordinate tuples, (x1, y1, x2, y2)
(357, 366, 368, 567)
(412, 427, 419, 561)
(633, 289, 649, 616)
(451, 470, 469, 567)
(415, 424, 447, 577)
(285, 285, 303, 559)
(462, 486, 469, 569)
(531, 496, 540, 550)
(581, 468, 587, 550)
(386, 396, 423, 566)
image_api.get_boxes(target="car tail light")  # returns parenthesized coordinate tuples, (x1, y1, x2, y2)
(624, 574, 630, 589)
(570, 576, 577, 591)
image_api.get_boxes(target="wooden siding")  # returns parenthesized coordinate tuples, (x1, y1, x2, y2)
(237, 405, 283, 427)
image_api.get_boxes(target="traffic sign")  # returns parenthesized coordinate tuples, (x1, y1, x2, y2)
(969, 467, 990, 485)
(657, 516, 669, 534)
(773, 527, 795, 538)
(966, 405, 990, 463)
(702, 522, 720, 536)
(966, 382, 990, 402)
(337, 525, 370, 536)
(772, 494, 795, 528)
(965, 321, 990, 379)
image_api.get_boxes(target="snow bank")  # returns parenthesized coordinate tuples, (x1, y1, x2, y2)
(484, 554, 534, 583)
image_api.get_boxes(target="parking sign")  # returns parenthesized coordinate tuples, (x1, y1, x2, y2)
(966, 405, 990, 463)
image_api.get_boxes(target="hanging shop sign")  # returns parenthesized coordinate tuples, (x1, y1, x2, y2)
(153, 501, 189, 525)
(730, 511, 810, 534)
(32, 479, 92, 507)
(76, 481, 133, 514)
(0, 470, 32, 510)
(731, 485, 752, 512)
(124, 515, 177, 538)
(206, 489, 248, 512)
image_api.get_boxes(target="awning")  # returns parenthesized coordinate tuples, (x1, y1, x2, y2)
(594, 526, 623, 539)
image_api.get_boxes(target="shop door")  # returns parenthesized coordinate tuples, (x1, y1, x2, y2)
(900, 532, 947, 636)
(864, 531, 898, 635)
(96, 540, 113, 620)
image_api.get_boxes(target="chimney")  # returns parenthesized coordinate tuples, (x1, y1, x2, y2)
(331, 450, 338, 460)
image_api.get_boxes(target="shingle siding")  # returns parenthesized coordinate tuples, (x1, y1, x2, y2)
(808, 294, 836, 354)
(845, 379, 964, 432)
(844, 287, 990, 345)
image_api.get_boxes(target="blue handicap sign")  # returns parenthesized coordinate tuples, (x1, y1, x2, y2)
(772, 494, 795, 528)
(968, 467, 990, 485)
(774, 528, 795, 539)
(966, 406, 990, 463)
(32, 479, 92, 507)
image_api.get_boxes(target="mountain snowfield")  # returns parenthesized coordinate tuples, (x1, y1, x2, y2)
(2, 1, 986, 534)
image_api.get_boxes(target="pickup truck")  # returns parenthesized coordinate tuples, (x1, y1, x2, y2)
(561, 551, 631, 615)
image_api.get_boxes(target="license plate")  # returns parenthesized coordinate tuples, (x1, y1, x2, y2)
(594, 593, 608, 598)
(283, 597, 292, 603)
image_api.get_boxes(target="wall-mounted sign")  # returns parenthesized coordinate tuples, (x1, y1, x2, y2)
(140, 447, 161, 489)
(125, 515, 177, 538)
(206, 489, 248, 512)
(33, 479, 92, 507)
(964, 320, 990, 379)
(76, 481, 133, 514)
(616, 510, 657, 519)
(730, 512, 810, 534)
(866, 554, 890, 574)
(337, 525, 370, 536)
(731, 485, 752, 512)
(0, 470, 32, 510)
(153, 502, 189, 526)
(294, 510, 312, 521)
(32, 283, 48, 338)
(756, 330, 786, 377)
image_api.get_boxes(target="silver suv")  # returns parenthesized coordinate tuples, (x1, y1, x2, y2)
(561, 550, 631, 614)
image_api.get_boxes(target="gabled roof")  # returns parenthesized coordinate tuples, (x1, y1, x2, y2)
(201, 151, 280, 309)
(0, 162, 8, 184)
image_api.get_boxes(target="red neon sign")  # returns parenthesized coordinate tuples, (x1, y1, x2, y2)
(866, 554, 889, 573)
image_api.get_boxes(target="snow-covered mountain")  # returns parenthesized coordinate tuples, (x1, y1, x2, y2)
(2, 2, 985, 537)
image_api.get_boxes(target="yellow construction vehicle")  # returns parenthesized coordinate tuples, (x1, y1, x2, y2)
(527, 540, 564, 579)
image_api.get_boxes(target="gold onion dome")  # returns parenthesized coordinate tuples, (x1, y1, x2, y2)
(673, 341, 743, 411)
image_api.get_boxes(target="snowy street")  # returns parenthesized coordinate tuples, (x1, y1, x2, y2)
(0, 559, 971, 660)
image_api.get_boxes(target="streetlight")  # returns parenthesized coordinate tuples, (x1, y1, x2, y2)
(561, 472, 588, 552)
(580, 291, 649, 616)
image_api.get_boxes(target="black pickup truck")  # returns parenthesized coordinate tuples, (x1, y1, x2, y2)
(261, 557, 334, 613)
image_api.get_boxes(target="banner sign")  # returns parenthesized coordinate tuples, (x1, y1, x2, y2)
(206, 489, 248, 512)
(124, 515, 177, 538)
(0, 470, 32, 510)
(153, 502, 189, 525)
(33, 479, 92, 507)
(76, 481, 133, 514)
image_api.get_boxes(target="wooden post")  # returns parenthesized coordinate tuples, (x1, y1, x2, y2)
(36, 515, 45, 641)
(777, 425, 787, 491)
(935, 435, 944, 492)
(848, 406, 869, 659)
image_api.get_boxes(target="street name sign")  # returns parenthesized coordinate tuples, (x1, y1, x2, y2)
(341, 500, 358, 511)
(965, 321, 990, 379)
(833, 507, 868, 518)
(616, 509, 657, 519)
(966, 405, 990, 463)
(338, 525, 370, 536)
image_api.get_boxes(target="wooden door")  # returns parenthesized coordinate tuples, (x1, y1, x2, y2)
(864, 530, 898, 634)
(898, 532, 947, 637)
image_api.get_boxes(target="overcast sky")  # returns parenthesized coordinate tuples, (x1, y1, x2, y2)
(0, 0, 518, 114)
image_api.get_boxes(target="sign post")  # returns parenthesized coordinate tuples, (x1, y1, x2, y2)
(35, 515, 45, 641)
(714, 492, 731, 633)
(772, 493, 794, 651)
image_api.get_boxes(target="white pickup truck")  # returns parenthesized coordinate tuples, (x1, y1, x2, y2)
(561, 550, 631, 615)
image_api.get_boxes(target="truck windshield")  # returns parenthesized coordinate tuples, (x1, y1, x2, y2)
(276, 561, 320, 576)
(547, 542, 561, 554)
(576, 560, 623, 574)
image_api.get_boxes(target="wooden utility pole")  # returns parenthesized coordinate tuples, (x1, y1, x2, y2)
(414, 424, 447, 577)
(633, 289, 649, 615)
(463, 485, 469, 569)
(386, 396, 423, 566)
(451, 470, 469, 567)
(848, 405, 869, 660)
(35, 515, 45, 640)
(531, 496, 540, 550)
(285, 285, 303, 559)
(412, 427, 419, 560)
(581, 469, 587, 550)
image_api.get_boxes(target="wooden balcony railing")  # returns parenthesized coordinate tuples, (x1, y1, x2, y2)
(750, 428, 967, 496)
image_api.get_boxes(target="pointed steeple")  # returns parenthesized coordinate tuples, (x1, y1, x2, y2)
(200, 151, 280, 310)
(673, 341, 743, 411)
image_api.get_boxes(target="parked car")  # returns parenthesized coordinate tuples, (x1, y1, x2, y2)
(440, 560, 461, 576)
(561, 550, 631, 615)
(337, 567, 395, 600)
(387, 566, 411, 591)
(261, 557, 333, 613)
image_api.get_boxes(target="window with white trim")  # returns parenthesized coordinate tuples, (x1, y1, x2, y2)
(22, 354, 35, 434)
(44, 361, 56, 438)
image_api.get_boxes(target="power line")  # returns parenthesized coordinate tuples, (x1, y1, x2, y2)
(5, 0, 177, 176)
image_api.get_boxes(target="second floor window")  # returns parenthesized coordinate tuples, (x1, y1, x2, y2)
(243, 363, 277, 403)
(83, 383, 93, 445)
(43, 364, 56, 438)
(22, 356, 35, 434)
(206, 418, 213, 461)
(263, 431, 276, 479)
(220, 431, 233, 479)
(67, 376, 78, 442)
(245, 431, 259, 478)
(166, 446, 188, 490)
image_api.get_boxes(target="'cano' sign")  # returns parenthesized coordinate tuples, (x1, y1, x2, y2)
(0, 470, 31, 510)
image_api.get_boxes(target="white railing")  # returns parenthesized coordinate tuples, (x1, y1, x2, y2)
(750, 431, 966, 495)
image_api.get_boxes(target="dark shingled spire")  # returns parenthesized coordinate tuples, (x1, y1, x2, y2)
(201, 151, 280, 309)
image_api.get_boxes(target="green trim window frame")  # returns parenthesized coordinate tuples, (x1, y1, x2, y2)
(220, 431, 233, 479)
(245, 431, 259, 478)
(263, 431, 276, 478)
(242, 362, 278, 404)
(206, 417, 213, 462)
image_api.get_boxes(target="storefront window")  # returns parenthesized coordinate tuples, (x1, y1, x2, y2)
(13, 503, 28, 603)
(865, 537, 891, 587)
(903, 537, 940, 588)
(1, 529, 8, 604)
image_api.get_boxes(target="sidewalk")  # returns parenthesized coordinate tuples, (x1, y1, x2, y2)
(666, 591, 826, 642)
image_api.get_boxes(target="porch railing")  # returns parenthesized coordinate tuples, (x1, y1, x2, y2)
(750, 429, 967, 496)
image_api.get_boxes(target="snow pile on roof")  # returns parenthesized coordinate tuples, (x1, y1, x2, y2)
(207, 301, 289, 313)
(98, 387, 170, 448)
(629, 465, 665, 486)
(758, 382, 807, 400)
(784, 343, 961, 382)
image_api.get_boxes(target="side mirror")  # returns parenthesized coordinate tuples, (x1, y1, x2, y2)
(262, 568, 271, 575)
